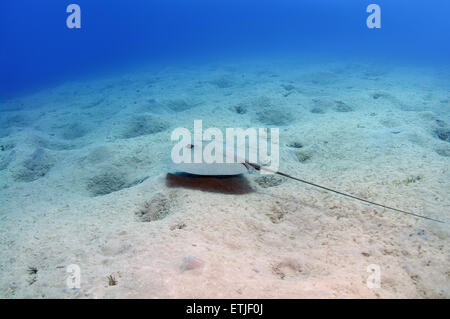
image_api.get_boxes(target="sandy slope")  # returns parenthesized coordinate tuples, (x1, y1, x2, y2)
(0, 59, 449, 298)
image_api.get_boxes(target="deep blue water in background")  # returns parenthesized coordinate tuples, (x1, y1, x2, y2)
(1, 0, 449, 99)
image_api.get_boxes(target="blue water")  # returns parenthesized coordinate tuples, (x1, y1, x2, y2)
(1, 0, 449, 99)
(2, 1, 450, 299)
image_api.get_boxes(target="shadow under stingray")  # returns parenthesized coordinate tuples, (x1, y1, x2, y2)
(165, 173, 255, 195)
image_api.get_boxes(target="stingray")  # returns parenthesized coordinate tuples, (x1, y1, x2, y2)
(170, 141, 444, 223)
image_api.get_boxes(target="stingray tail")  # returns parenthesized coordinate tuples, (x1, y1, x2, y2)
(244, 162, 444, 224)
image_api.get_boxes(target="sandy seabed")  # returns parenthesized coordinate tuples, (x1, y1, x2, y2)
(0, 59, 449, 298)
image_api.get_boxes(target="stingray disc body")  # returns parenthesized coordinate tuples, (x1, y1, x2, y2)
(170, 140, 253, 176)
(170, 162, 248, 175)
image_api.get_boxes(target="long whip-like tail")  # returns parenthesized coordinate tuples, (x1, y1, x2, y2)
(245, 162, 445, 224)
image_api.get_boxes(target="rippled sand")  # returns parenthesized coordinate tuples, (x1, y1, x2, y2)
(0, 59, 449, 298)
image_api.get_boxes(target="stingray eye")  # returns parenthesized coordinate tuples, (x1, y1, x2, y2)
(186, 144, 194, 149)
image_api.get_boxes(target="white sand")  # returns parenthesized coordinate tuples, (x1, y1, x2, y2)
(0, 59, 449, 298)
